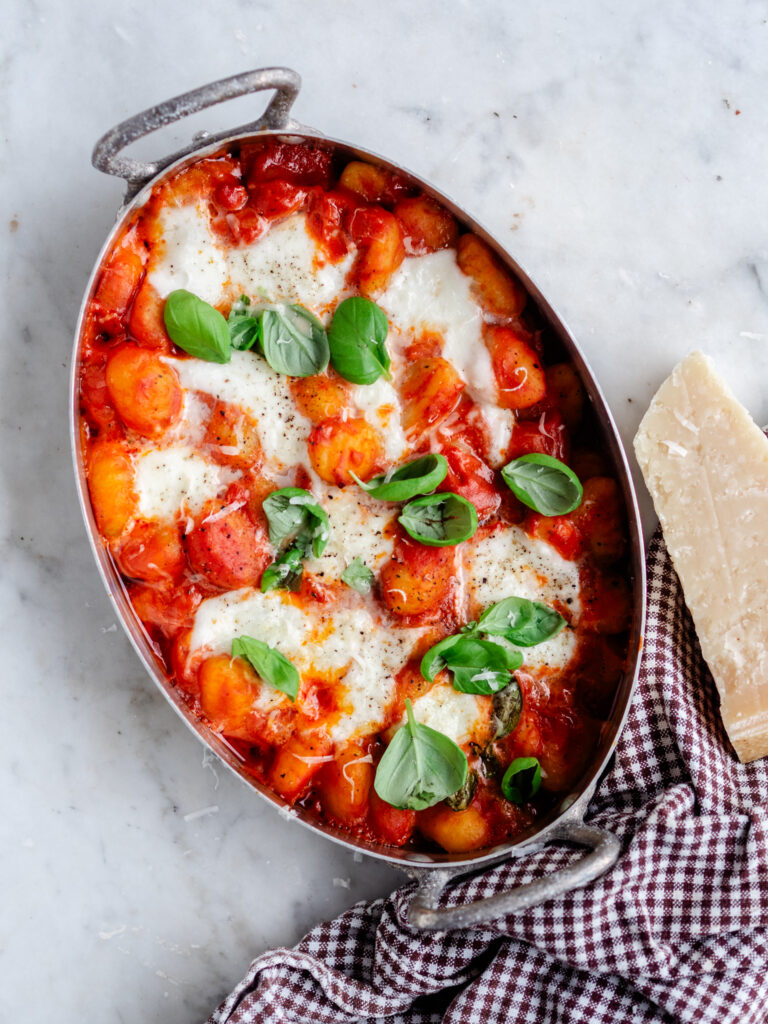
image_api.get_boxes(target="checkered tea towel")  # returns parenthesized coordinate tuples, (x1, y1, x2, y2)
(207, 531, 768, 1024)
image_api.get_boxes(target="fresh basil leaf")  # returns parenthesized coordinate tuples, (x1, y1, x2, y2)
(420, 633, 467, 681)
(492, 679, 523, 738)
(352, 453, 448, 502)
(328, 296, 391, 385)
(373, 699, 468, 811)
(501, 454, 582, 516)
(228, 298, 262, 352)
(341, 557, 374, 594)
(445, 769, 478, 811)
(445, 638, 522, 677)
(421, 633, 522, 695)
(478, 597, 565, 647)
(262, 487, 330, 558)
(260, 545, 305, 593)
(451, 666, 514, 695)
(231, 635, 300, 702)
(261, 305, 330, 377)
(261, 488, 330, 593)
(229, 316, 262, 351)
(164, 289, 231, 363)
(398, 493, 478, 547)
(290, 303, 327, 338)
(501, 756, 542, 805)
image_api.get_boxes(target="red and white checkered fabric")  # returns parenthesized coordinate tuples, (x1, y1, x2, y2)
(207, 532, 768, 1024)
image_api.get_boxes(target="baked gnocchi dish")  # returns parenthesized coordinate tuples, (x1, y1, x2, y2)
(77, 139, 632, 853)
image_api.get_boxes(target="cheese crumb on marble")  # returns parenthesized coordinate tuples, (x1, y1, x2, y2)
(635, 349, 768, 763)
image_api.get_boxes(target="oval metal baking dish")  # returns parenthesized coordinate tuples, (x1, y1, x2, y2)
(71, 67, 646, 930)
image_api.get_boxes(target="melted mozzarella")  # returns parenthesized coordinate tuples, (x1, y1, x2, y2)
(133, 446, 239, 520)
(379, 249, 496, 403)
(481, 404, 515, 467)
(228, 216, 355, 313)
(466, 527, 581, 609)
(148, 206, 353, 315)
(192, 589, 306, 659)
(149, 203, 229, 305)
(166, 351, 311, 471)
(465, 527, 581, 670)
(323, 609, 413, 745)
(351, 378, 408, 463)
(190, 589, 422, 745)
(305, 487, 395, 582)
(399, 681, 490, 747)
(165, 389, 211, 447)
(519, 628, 578, 671)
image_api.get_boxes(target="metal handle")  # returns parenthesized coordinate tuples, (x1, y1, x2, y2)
(92, 67, 303, 199)
(407, 821, 621, 931)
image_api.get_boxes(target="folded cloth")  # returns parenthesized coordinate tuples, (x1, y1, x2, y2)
(207, 532, 768, 1024)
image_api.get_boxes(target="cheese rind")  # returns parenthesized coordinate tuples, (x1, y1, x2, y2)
(634, 350, 768, 762)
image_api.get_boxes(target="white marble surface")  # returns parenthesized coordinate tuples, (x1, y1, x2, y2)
(2, 1, 768, 1021)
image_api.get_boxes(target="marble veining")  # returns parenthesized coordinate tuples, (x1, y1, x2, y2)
(2, 1, 767, 1021)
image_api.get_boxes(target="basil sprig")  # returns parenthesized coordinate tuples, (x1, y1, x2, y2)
(231, 635, 300, 702)
(352, 453, 448, 502)
(421, 634, 522, 695)
(501, 454, 583, 516)
(261, 488, 330, 593)
(164, 289, 231, 363)
(477, 596, 565, 647)
(420, 596, 564, 697)
(341, 557, 374, 594)
(501, 756, 542, 804)
(165, 289, 329, 377)
(328, 296, 391, 385)
(229, 297, 329, 376)
(373, 699, 468, 810)
(398, 493, 478, 547)
(263, 488, 330, 555)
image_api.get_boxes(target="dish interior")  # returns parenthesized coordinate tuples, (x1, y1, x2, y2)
(74, 134, 639, 862)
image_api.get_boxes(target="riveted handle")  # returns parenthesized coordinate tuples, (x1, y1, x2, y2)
(407, 821, 621, 931)
(92, 67, 303, 200)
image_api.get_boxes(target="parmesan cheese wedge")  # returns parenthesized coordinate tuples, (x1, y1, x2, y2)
(634, 350, 768, 762)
